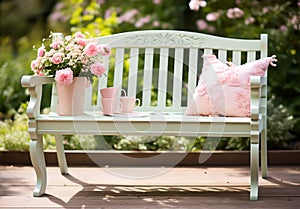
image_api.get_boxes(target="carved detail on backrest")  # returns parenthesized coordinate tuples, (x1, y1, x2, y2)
(95, 31, 207, 48)
(121, 32, 206, 48)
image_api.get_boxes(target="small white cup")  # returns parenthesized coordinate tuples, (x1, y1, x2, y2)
(120, 96, 141, 113)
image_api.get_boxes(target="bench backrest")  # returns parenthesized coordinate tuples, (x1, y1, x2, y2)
(51, 30, 268, 113)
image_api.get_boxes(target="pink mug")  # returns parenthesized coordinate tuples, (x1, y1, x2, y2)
(100, 87, 118, 98)
(100, 97, 118, 115)
(120, 96, 141, 113)
(100, 87, 127, 98)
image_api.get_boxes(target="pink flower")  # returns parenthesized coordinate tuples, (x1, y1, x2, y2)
(37, 47, 45, 57)
(84, 42, 99, 57)
(36, 70, 45, 76)
(196, 19, 208, 30)
(262, 7, 269, 14)
(31, 60, 38, 70)
(245, 17, 255, 25)
(207, 26, 216, 33)
(118, 9, 138, 23)
(226, 7, 244, 19)
(75, 31, 85, 39)
(50, 41, 60, 49)
(189, 0, 207, 11)
(55, 68, 73, 86)
(51, 52, 64, 64)
(206, 12, 221, 22)
(153, 21, 160, 27)
(76, 38, 86, 47)
(97, 0, 105, 4)
(280, 25, 288, 32)
(291, 15, 299, 30)
(90, 62, 106, 77)
(98, 44, 111, 56)
(65, 35, 72, 41)
(135, 15, 151, 28)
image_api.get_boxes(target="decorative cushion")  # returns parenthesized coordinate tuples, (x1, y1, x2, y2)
(186, 54, 276, 117)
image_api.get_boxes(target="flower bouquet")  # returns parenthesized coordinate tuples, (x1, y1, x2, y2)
(30, 31, 111, 85)
(30, 32, 111, 115)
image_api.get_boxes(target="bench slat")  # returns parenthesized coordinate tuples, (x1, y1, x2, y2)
(172, 48, 184, 107)
(247, 51, 256, 62)
(157, 48, 169, 107)
(187, 48, 198, 105)
(232, 50, 241, 65)
(127, 48, 139, 97)
(142, 48, 154, 106)
(218, 49, 227, 63)
(114, 48, 125, 93)
(203, 48, 213, 55)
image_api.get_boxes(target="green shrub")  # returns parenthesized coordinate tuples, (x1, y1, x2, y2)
(0, 104, 93, 151)
(267, 96, 295, 149)
(0, 62, 30, 119)
(113, 136, 196, 151)
(215, 97, 295, 150)
(0, 104, 52, 151)
(0, 108, 30, 151)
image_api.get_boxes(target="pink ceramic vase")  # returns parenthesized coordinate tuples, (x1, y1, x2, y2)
(56, 77, 86, 116)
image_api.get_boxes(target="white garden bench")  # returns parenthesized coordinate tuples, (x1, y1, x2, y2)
(21, 30, 269, 200)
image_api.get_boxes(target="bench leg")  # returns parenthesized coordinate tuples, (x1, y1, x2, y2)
(250, 141, 259, 201)
(55, 135, 68, 175)
(261, 129, 268, 179)
(29, 135, 47, 197)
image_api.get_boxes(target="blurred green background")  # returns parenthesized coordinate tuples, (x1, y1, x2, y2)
(0, 0, 299, 151)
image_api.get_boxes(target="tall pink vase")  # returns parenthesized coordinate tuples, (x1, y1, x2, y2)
(56, 77, 86, 116)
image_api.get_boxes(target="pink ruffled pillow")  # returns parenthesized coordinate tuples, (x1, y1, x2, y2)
(186, 54, 276, 117)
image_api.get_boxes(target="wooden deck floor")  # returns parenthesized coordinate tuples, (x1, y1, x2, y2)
(0, 166, 299, 208)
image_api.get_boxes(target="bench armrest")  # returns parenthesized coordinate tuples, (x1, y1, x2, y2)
(250, 76, 263, 121)
(21, 75, 54, 87)
(21, 76, 55, 119)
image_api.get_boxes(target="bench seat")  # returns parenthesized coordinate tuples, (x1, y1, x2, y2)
(36, 112, 262, 137)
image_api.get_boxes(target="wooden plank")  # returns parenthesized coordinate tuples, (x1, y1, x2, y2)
(0, 166, 299, 208)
